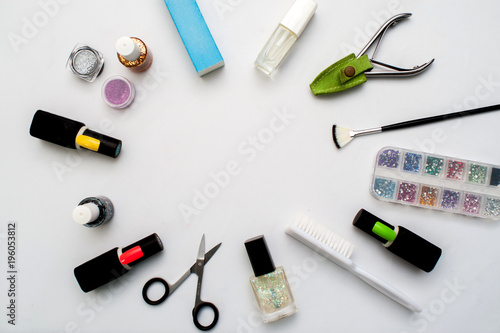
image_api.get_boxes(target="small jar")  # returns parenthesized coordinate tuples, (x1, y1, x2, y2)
(66, 44, 104, 82)
(101, 76, 135, 109)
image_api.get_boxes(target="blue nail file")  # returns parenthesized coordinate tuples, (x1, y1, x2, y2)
(163, 0, 224, 76)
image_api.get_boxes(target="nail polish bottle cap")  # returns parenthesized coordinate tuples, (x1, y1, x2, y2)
(244, 235, 276, 277)
(280, 0, 318, 37)
(73, 203, 100, 224)
(30, 110, 85, 149)
(74, 247, 128, 292)
(116, 37, 141, 61)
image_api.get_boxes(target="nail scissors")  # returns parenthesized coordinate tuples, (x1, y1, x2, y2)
(142, 234, 221, 331)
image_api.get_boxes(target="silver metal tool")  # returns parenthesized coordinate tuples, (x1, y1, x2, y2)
(360, 13, 434, 77)
(142, 234, 222, 331)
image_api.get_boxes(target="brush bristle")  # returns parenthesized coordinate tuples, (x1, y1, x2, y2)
(332, 125, 353, 149)
(290, 215, 354, 258)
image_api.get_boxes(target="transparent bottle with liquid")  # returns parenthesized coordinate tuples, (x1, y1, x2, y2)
(249, 266, 297, 322)
(255, 25, 297, 75)
(245, 235, 297, 323)
(254, 0, 317, 75)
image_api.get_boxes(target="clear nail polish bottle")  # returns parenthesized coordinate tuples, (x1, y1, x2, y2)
(244, 235, 297, 323)
(255, 0, 317, 75)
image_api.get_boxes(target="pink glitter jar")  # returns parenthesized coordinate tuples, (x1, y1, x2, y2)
(101, 76, 135, 109)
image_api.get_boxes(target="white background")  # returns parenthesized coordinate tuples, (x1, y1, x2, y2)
(1, 0, 500, 332)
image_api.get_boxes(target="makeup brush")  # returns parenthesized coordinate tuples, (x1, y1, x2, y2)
(332, 103, 500, 149)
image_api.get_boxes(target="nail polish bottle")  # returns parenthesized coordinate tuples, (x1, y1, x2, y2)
(66, 44, 105, 82)
(352, 209, 442, 272)
(116, 36, 153, 72)
(73, 196, 114, 228)
(255, 0, 317, 75)
(29, 110, 122, 158)
(74, 233, 163, 292)
(244, 235, 297, 323)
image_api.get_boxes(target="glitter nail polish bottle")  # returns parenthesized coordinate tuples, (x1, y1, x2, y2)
(244, 235, 297, 323)
(116, 36, 153, 72)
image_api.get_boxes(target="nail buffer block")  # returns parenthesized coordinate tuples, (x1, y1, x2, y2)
(163, 0, 224, 76)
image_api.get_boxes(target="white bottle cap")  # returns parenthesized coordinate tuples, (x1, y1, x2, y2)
(280, 0, 318, 37)
(73, 203, 100, 224)
(116, 36, 141, 61)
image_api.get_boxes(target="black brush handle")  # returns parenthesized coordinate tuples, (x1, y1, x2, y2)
(381, 104, 500, 132)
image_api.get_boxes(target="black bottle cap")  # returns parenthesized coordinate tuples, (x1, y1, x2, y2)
(30, 110, 84, 149)
(388, 226, 442, 273)
(74, 247, 127, 293)
(244, 235, 276, 277)
(352, 208, 395, 243)
(122, 233, 164, 267)
(74, 233, 163, 292)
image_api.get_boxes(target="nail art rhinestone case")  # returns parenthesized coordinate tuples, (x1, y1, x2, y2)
(371, 146, 500, 220)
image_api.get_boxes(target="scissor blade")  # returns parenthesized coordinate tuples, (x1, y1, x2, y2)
(204, 242, 222, 263)
(190, 242, 222, 273)
(197, 234, 206, 261)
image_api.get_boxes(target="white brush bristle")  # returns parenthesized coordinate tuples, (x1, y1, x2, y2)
(333, 125, 353, 148)
(290, 215, 354, 258)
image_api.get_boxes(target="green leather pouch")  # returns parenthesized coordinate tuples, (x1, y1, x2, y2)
(310, 54, 373, 95)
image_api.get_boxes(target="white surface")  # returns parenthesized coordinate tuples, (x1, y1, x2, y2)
(1, 0, 500, 332)
(115, 36, 141, 61)
(72, 203, 100, 224)
(280, 0, 317, 37)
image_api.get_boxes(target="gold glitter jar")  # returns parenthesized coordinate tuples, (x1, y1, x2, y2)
(244, 235, 297, 323)
(116, 37, 153, 72)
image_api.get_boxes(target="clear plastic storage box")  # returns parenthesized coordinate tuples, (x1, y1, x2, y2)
(371, 147, 500, 220)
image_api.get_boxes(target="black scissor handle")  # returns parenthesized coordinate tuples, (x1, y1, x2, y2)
(192, 301, 219, 331)
(142, 277, 170, 305)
